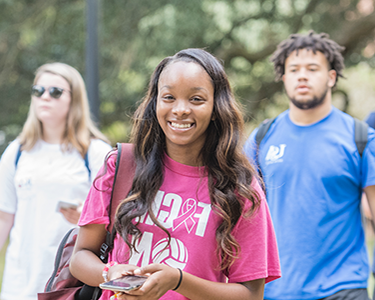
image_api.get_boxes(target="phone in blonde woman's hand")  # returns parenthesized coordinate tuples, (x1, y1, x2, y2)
(56, 200, 79, 212)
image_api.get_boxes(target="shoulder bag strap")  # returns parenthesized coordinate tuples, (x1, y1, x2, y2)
(99, 143, 136, 261)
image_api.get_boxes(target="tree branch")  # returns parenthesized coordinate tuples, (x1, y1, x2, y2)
(333, 11, 375, 55)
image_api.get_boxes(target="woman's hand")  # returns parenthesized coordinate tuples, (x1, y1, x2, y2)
(114, 263, 180, 300)
(108, 264, 264, 300)
(107, 263, 140, 281)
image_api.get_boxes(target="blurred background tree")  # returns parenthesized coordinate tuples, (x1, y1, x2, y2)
(0, 0, 374, 153)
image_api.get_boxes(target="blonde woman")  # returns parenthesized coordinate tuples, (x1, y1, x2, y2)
(0, 63, 112, 300)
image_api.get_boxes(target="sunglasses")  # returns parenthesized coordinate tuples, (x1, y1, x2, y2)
(31, 85, 70, 99)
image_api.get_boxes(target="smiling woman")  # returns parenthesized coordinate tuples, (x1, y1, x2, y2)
(69, 48, 281, 300)
(156, 61, 214, 166)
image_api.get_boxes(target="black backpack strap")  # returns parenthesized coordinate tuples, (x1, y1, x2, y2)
(254, 117, 276, 192)
(99, 144, 123, 262)
(255, 117, 276, 172)
(354, 118, 368, 157)
(255, 117, 276, 148)
(107, 142, 123, 230)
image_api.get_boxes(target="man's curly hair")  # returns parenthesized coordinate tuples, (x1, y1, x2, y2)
(271, 30, 345, 85)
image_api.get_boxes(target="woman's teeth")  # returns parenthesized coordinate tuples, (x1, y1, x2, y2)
(171, 122, 192, 128)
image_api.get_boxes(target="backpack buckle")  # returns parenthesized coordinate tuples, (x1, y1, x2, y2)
(99, 243, 109, 261)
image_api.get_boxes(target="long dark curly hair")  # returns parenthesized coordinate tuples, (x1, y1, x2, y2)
(271, 30, 345, 86)
(114, 48, 261, 270)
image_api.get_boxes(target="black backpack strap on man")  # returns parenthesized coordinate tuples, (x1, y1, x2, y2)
(38, 143, 136, 300)
(255, 117, 276, 150)
(255, 117, 368, 160)
(254, 117, 368, 186)
(254, 117, 276, 181)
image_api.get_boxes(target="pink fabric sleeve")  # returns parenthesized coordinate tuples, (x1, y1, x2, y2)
(78, 153, 117, 227)
(228, 179, 281, 284)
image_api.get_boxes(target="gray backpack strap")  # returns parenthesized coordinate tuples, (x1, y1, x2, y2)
(255, 117, 276, 148)
(254, 117, 276, 190)
(256, 117, 368, 156)
(354, 118, 368, 157)
(255, 117, 276, 168)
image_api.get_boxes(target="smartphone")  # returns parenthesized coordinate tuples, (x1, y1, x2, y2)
(99, 275, 148, 292)
(56, 200, 79, 211)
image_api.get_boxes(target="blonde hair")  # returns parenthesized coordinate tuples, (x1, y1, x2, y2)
(18, 62, 110, 157)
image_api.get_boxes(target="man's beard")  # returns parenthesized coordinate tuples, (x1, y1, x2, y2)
(289, 87, 329, 110)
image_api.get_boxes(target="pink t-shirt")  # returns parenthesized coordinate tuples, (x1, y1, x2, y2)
(79, 153, 281, 300)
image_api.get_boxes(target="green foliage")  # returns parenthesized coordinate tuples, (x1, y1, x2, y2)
(0, 0, 374, 153)
(102, 120, 132, 144)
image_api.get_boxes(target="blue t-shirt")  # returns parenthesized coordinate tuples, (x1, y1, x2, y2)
(244, 107, 375, 300)
(364, 111, 375, 274)
(365, 112, 375, 130)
